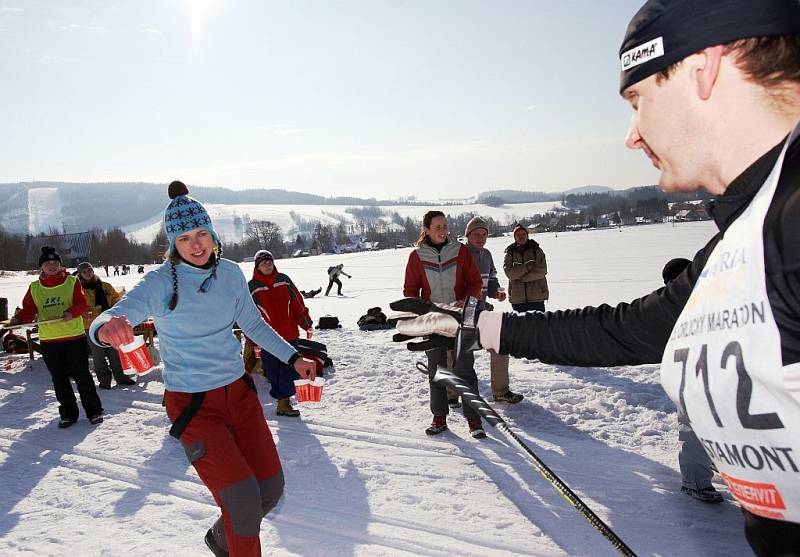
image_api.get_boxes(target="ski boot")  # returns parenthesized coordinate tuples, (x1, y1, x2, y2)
(205, 528, 229, 556)
(425, 415, 448, 435)
(468, 419, 486, 439)
(276, 398, 300, 417)
(494, 390, 524, 404)
(681, 485, 723, 504)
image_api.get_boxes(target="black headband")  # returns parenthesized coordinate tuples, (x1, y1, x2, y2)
(619, 0, 800, 93)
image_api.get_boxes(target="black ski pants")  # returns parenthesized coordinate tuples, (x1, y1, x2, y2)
(325, 278, 343, 296)
(40, 337, 103, 421)
(427, 347, 479, 421)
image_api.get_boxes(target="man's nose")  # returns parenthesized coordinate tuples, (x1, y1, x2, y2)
(624, 115, 641, 149)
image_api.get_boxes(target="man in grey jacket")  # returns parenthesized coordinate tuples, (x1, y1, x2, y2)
(465, 216, 523, 404)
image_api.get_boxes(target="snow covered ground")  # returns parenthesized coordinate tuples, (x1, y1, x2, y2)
(0, 221, 753, 556)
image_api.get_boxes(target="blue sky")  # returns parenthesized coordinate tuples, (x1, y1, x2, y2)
(0, 0, 658, 199)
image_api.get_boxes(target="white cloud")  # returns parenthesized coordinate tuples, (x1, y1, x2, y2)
(271, 127, 305, 136)
(67, 22, 107, 33)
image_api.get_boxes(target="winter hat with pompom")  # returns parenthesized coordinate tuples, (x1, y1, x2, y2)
(163, 180, 222, 311)
(163, 180, 220, 255)
(38, 246, 62, 267)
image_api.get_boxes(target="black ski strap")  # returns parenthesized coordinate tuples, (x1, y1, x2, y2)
(169, 392, 206, 440)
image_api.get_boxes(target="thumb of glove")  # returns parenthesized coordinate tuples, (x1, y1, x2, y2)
(396, 313, 459, 338)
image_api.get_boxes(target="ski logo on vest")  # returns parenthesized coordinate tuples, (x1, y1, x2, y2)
(42, 296, 62, 309)
(621, 37, 664, 71)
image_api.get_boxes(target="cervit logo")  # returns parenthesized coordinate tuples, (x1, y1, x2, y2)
(621, 37, 664, 71)
(721, 473, 787, 520)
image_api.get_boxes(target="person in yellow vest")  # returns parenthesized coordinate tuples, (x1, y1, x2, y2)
(76, 262, 136, 389)
(9, 246, 104, 428)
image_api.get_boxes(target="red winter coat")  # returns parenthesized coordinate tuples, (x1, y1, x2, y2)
(403, 238, 483, 304)
(249, 267, 312, 342)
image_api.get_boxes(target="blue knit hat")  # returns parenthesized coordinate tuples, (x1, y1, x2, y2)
(164, 181, 220, 254)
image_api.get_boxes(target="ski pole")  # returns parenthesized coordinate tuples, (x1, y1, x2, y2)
(417, 362, 637, 557)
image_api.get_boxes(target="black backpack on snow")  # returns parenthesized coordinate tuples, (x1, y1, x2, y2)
(357, 306, 393, 331)
(316, 315, 342, 330)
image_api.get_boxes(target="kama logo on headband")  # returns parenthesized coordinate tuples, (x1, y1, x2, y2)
(621, 37, 664, 71)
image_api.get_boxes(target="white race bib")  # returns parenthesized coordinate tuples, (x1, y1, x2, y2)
(661, 124, 800, 522)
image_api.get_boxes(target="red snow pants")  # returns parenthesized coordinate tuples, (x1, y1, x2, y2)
(165, 375, 283, 557)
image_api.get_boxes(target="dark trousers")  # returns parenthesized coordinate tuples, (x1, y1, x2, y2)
(40, 337, 103, 421)
(511, 301, 545, 313)
(262, 339, 300, 400)
(88, 338, 128, 386)
(742, 508, 800, 557)
(325, 278, 343, 295)
(427, 347, 479, 421)
(165, 376, 284, 556)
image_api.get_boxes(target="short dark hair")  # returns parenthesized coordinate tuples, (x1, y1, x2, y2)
(656, 34, 800, 89)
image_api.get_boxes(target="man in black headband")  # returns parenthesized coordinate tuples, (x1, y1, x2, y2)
(393, 1, 800, 554)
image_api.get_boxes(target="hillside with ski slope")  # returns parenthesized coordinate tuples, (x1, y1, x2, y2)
(0, 222, 753, 556)
(123, 201, 562, 244)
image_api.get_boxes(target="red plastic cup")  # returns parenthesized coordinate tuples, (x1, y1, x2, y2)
(294, 379, 311, 402)
(117, 349, 135, 373)
(308, 377, 325, 402)
(119, 337, 154, 374)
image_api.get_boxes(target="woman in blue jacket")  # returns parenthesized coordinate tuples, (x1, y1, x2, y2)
(91, 181, 315, 557)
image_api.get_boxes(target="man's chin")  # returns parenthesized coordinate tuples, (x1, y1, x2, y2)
(658, 175, 702, 194)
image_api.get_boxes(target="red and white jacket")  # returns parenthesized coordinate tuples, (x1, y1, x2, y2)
(248, 267, 312, 342)
(403, 238, 482, 304)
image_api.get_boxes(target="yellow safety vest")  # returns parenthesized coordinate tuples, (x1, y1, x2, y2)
(30, 276, 85, 341)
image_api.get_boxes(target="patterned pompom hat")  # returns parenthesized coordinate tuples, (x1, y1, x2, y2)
(164, 180, 220, 255)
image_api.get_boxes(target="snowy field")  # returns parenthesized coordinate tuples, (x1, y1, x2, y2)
(123, 201, 562, 244)
(0, 221, 754, 556)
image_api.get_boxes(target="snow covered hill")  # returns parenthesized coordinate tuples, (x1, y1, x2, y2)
(0, 222, 752, 556)
(123, 201, 562, 244)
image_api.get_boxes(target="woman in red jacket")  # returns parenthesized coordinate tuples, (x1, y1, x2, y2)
(249, 250, 313, 417)
(403, 211, 485, 438)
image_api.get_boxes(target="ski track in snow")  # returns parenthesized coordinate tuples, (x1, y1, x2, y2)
(0, 223, 752, 556)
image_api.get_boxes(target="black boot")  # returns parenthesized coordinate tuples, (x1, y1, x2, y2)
(204, 528, 229, 556)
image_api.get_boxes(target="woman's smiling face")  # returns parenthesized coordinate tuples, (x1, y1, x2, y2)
(175, 228, 215, 266)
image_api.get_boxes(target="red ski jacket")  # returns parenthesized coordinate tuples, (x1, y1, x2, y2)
(249, 267, 312, 342)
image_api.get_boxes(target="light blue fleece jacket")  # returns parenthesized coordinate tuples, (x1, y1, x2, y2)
(89, 258, 297, 393)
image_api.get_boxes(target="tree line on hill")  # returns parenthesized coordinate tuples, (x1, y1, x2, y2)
(0, 185, 714, 271)
(0, 182, 449, 236)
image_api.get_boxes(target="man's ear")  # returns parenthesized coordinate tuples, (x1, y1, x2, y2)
(696, 45, 724, 100)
